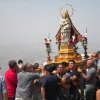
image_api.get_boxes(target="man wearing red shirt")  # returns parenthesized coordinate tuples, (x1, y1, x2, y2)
(5, 60, 18, 100)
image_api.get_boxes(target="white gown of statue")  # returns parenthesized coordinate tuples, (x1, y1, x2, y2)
(60, 11, 71, 44)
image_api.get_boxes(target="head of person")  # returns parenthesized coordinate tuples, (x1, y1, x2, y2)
(50, 63, 58, 74)
(23, 63, 33, 72)
(18, 60, 23, 70)
(68, 60, 76, 70)
(44, 64, 53, 74)
(50, 63, 57, 71)
(8, 60, 18, 72)
(18, 60, 23, 65)
(90, 52, 97, 61)
(86, 59, 94, 68)
(32, 63, 40, 73)
(33, 63, 39, 69)
(58, 62, 68, 73)
(97, 51, 100, 60)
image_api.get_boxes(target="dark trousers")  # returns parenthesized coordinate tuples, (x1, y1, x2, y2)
(85, 85, 96, 100)
(8, 97, 15, 100)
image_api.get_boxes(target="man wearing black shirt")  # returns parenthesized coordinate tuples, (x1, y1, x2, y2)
(41, 64, 60, 100)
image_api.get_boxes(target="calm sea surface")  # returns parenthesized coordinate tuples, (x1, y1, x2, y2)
(0, 44, 48, 75)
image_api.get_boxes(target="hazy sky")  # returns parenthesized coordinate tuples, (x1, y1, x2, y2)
(0, 0, 100, 49)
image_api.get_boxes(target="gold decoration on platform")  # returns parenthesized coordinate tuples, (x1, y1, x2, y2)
(55, 43, 82, 65)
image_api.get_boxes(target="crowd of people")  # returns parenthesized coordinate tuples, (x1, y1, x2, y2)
(0, 51, 100, 100)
